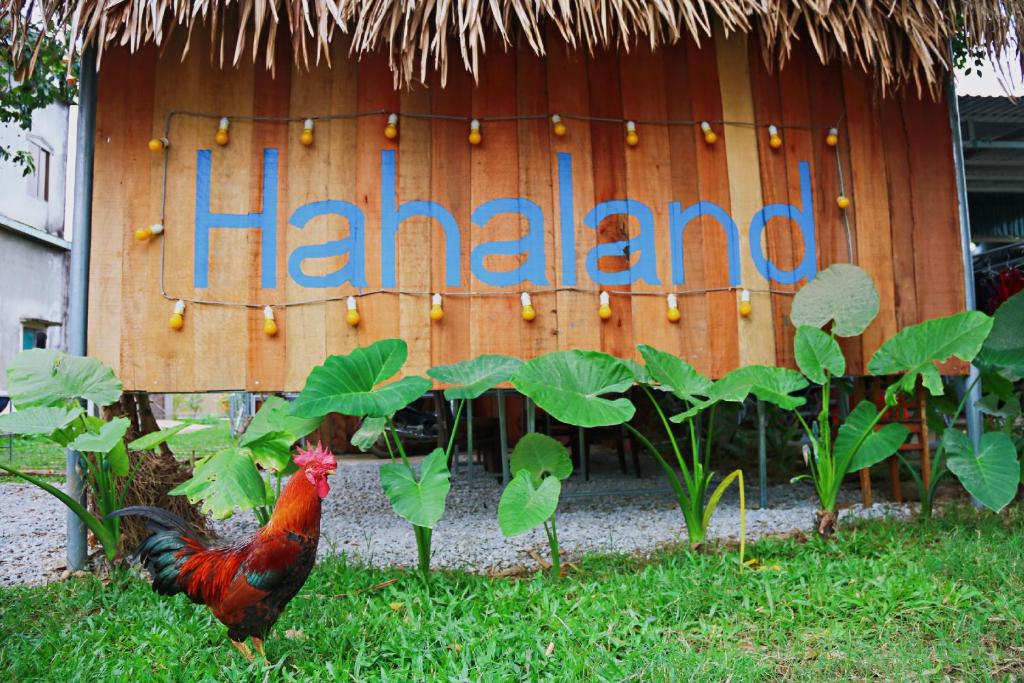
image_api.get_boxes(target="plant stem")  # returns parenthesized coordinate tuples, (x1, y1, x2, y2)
(385, 417, 411, 468)
(544, 514, 561, 580)
(445, 399, 465, 459)
(414, 525, 432, 591)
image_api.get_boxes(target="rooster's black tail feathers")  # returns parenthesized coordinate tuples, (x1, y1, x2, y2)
(107, 506, 208, 596)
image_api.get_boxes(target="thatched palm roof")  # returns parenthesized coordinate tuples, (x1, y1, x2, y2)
(7, 0, 1024, 92)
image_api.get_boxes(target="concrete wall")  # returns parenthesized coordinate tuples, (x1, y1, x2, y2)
(0, 102, 71, 396)
(0, 102, 69, 236)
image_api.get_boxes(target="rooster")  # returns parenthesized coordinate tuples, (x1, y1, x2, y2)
(110, 442, 337, 661)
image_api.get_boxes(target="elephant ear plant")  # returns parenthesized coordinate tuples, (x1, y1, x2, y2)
(0, 349, 144, 560)
(292, 340, 521, 589)
(790, 263, 1002, 534)
(497, 433, 573, 579)
(169, 396, 322, 525)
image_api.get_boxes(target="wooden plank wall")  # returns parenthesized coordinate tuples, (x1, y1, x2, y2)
(89, 30, 967, 392)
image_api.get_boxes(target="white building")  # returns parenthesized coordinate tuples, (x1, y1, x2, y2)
(0, 100, 71, 399)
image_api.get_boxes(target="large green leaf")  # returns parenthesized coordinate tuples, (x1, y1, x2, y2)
(0, 405, 83, 438)
(794, 326, 846, 384)
(945, 430, 1020, 513)
(427, 354, 524, 400)
(511, 350, 636, 427)
(790, 264, 880, 337)
(127, 423, 188, 451)
(68, 417, 131, 454)
(6, 349, 122, 408)
(242, 396, 323, 472)
(673, 366, 808, 422)
(169, 447, 267, 519)
(510, 433, 573, 486)
(106, 441, 130, 477)
(637, 344, 712, 401)
(977, 291, 1024, 380)
(867, 311, 994, 400)
(379, 448, 451, 528)
(838, 401, 910, 472)
(498, 470, 561, 537)
(291, 339, 431, 418)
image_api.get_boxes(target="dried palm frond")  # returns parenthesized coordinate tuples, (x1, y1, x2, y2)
(4, 0, 1023, 93)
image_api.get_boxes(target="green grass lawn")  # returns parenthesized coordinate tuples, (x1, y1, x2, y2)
(1, 507, 1022, 681)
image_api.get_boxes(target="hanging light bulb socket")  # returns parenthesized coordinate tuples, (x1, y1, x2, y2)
(148, 137, 169, 153)
(700, 121, 717, 145)
(625, 121, 639, 147)
(826, 127, 839, 147)
(345, 296, 360, 326)
(666, 293, 681, 322)
(598, 291, 612, 320)
(263, 306, 278, 336)
(430, 293, 445, 321)
(739, 289, 752, 318)
(169, 300, 186, 330)
(384, 113, 399, 140)
(521, 292, 536, 321)
(300, 118, 315, 146)
(215, 117, 230, 146)
(134, 223, 164, 242)
(468, 119, 482, 146)
(551, 114, 567, 137)
(768, 125, 782, 150)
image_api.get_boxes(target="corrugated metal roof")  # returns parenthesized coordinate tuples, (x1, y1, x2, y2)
(959, 95, 1024, 124)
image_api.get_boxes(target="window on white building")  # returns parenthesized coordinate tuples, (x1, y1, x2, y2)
(21, 324, 48, 350)
(26, 141, 51, 202)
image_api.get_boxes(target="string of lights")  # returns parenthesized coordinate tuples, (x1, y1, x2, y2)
(140, 109, 855, 334)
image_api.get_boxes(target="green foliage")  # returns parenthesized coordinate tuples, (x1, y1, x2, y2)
(379, 449, 451, 529)
(126, 423, 188, 451)
(170, 446, 269, 520)
(498, 433, 573, 578)
(427, 354, 523, 400)
(0, 350, 133, 559)
(839, 402, 910, 472)
(169, 398, 320, 526)
(867, 311, 994, 401)
(943, 430, 1020, 513)
(794, 325, 846, 384)
(512, 350, 636, 427)
(977, 290, 1024, 380)
(790, 264, 880, 336)
(636, 344, 712, 402)
(0, 22, 78, 174)
(291, 339, 432, 418)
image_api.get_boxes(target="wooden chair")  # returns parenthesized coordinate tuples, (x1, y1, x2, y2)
(854, 378, 930, 506)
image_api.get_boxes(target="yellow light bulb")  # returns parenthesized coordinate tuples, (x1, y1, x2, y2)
(598, 291, 612, 320)
(826, 127, 839, 147)
(384, 113, 398, 140)
(148, 137, 168, 153)
(768, 125, 782, 150)
(837, 195, 850, 209)
(551, 115, 567, 137)
(346, 296, 360, 327)
(666, 294, 680, 322)
(701, 122, 717, 145)
(169, 300, 186, 330)
(625, 121, 639, 147)
(216, 117, 230, 146)
(469, 119, 482, 146)
(263, 306, 278, 336)
(521, 292, 536, 321)
(300, 118, 315, 146)
(134, 223, 163, 242)
(430, 293, 444, 321)
(738, 289, 752, 318)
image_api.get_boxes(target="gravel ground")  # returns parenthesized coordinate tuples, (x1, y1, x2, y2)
(0, 450, 911, 587)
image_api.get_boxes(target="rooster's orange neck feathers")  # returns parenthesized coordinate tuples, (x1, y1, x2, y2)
(263, 467, 323, 538)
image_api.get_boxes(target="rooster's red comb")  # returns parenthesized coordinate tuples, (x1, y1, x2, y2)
(293, 441, 337, 469)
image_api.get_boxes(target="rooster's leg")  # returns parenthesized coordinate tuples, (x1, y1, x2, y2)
(252, 637, 268, 661)
(231, 640, 255, 662)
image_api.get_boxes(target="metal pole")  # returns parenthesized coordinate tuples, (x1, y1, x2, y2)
(65, 46, 98, 571)
(466, 399, 474, 478)
(496, 390, 510, 486)
(947, 72, 983, 449)
(756, 399, 767, 508)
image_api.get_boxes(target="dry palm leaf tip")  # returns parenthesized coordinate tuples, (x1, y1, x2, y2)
(5, 1, 1024, 93)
